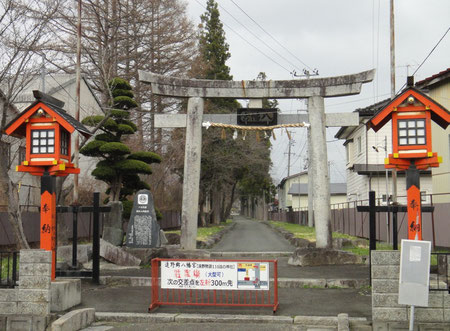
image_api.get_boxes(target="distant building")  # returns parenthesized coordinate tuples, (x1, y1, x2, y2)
(415, 68, 450, 203)
(277, 171, 346, 210)
(288, 182, 347, 210)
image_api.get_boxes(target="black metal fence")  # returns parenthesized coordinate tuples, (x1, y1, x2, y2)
(430, 252, 450, 293)
(0, 251, 19, 288)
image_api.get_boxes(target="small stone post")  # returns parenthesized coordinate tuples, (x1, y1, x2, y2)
(18, 249, 51, 316)
(180, 97, 204, 250)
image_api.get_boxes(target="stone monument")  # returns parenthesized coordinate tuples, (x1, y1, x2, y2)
(125, 189, 160, 248)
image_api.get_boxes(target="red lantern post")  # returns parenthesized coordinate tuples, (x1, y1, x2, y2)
(369, 80, 450, 240)
(4, 91, 91, 279)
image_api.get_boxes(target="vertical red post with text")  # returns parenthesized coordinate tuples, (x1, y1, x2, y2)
(41, 173, 56, 280)
(407, 184, 422, 240)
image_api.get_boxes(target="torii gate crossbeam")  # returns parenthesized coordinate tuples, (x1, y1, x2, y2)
(139, 69, 375, 250)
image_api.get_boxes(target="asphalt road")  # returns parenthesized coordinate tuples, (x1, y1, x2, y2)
(210, 216, 295, 252)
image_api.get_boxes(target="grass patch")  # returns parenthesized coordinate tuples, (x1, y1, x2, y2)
(164, 220, 232, 242)
(1, 256, 18, 281)
(269, 220, 365, 244)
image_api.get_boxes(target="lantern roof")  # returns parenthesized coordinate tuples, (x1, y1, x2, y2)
(4, 90, 92, 139)
(368, 86, 450, 132)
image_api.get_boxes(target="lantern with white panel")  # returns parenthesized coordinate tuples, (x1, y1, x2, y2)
(4, 91, 92, 279)
(369, 79, 450, 240)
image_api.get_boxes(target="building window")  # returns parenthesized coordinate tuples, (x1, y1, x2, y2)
(398, 119, 426, 146)
(31, 129, 55, 154)
(60, 129, 69, 155)
(18, 146, 26, 165)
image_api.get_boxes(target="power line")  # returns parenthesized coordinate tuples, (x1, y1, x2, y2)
(194, 0, 291, 73)
(396, 26, 449, 94)
(229, 0, 315, 72)
(217, 2, 304, 73)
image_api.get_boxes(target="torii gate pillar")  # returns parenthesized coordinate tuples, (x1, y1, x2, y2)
(308, 96, 332, 243)
(139, 69, 374, 250)
(181, 97, 204, 249)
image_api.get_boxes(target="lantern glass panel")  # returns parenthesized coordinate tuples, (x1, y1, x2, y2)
(398, 119, 426, 146)
(31, 129, 55, 154)
(60, 129, 69, 155)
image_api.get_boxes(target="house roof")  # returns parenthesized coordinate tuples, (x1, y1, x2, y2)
(13, 74, 103, 112)
(415, 68, 450, 89)
(278, 171, 308, 188)
(4, 91, 92, 139)
(335, 98, 391, 139)
(368, 87, 450, 132)
(288, 183, 346, 196)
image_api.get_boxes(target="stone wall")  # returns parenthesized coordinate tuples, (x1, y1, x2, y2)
(0, 249, 52, 331)
(372, 250, 450, 331)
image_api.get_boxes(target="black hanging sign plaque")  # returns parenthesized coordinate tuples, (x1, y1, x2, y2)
(237, 108, 278, 126)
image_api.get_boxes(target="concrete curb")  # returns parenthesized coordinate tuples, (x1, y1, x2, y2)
(51, 308, 95, 331)
(99, 275, 369, 289)
(95, 312, 293, 324)
(210, 251, 293, 258)
(96, 312, 176, 323)
(95, 312, 369, 328)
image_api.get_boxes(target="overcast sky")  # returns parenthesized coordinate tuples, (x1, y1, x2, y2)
(186, 0, 450, 184)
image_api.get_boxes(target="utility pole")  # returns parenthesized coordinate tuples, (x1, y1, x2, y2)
(41, 55, 46, 93)
(284, 133, 295, 177)
(390, 0, 398, 205)
(73, 0, 82, 204)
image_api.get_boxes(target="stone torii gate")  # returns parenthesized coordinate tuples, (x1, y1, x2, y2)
(139, 69, 375, 250)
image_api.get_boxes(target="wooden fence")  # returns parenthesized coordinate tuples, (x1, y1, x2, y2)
(0, 208, 181, 246)
(269, 198, 450, 249)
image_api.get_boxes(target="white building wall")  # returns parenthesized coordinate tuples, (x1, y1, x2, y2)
(428, 83, 450, 203)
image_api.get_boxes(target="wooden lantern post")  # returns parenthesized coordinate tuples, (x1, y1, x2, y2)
(4, 91, 91, 279)
(369, 79, 450, 240)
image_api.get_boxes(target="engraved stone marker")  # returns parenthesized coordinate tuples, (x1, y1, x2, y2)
(125, 189, 160, 248)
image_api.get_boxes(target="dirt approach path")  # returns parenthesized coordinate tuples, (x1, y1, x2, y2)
(210, 216, 295, 252)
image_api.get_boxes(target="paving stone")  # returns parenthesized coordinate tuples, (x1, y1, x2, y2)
(19, 263, 51, 277)
(18, 289, 50, 303)
(0, 288, 17, 301)
(371, 265, 400, 279)
(371, 251, 400, 266)
(19, 249, 52, 264)
(372, 279, 399, 294)
(17, 301, 50, 315)
(372, 308, 408, 322)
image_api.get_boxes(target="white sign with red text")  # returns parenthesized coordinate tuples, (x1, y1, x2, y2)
(160, 260, 269, 290)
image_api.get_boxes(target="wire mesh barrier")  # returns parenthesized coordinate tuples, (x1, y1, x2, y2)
(0, 251, 19, 288)
(150, 258, 279, 313)
(430, 253, 450, 293)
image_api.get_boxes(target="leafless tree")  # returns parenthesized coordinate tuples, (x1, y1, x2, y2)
(0, 0, 61, 249)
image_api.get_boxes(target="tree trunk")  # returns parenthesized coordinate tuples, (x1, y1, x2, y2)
(211, 189, 221, 225)
(8, 178, 30, 249)
(223, 182, 236, 222)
